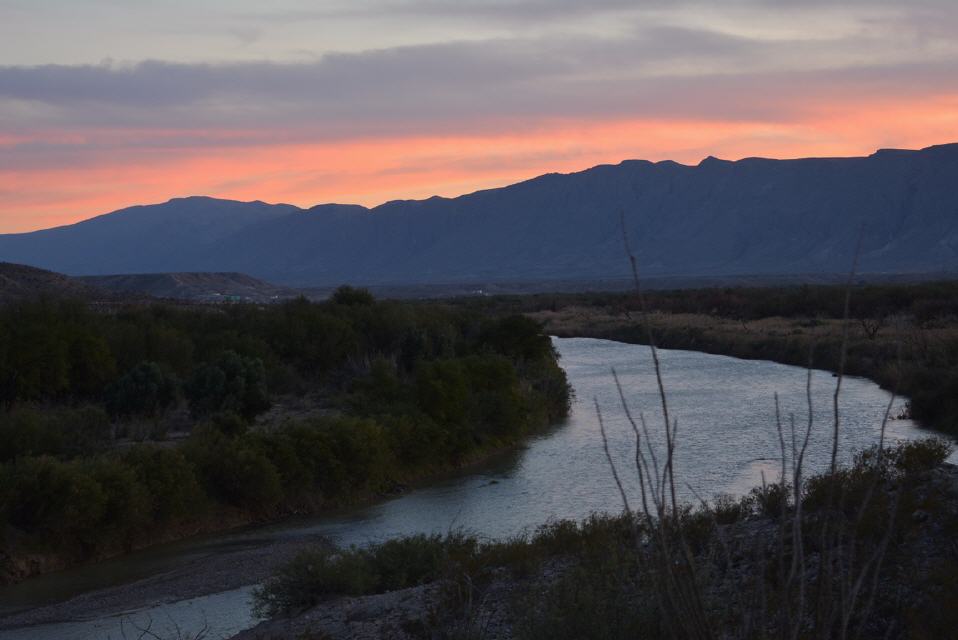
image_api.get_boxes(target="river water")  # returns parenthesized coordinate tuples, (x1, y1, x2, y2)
(1, 337, 948, 640)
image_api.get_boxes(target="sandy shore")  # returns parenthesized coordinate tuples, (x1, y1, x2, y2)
(0, 534, 327, 632)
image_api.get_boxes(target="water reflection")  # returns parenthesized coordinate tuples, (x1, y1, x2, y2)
(3, 337, 949, 640)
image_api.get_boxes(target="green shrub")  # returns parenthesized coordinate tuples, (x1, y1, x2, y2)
(208, 411, 248, 438)
(122, 446, 206, 524)
(0, 407, 59, 462)
(253, 533, 479, 617)
(186, 350, 270, 420)
(711, 492, 752, 524)
(186, 429, 282, 510)
(85, 457, 151, 544)
(107, 361, 179, 418)
(889, 438, 952, 474)
(749, 481, 791, 518)
(0, 405, 111, 461)
(253, 544, 374, 616)
(372, 535, 446, 591)
(0, 456, 106, 546)
(330, 285, 375, 306)
(513, 550, 656, 640)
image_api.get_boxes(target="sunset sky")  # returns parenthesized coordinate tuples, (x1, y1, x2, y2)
(2, 0, 957, 233)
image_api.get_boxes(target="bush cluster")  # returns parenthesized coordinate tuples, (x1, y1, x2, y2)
(0, 294, 570, 568)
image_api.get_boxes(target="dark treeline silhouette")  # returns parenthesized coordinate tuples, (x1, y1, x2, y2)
(456, 280, 958, 435)
(0, 288, 569, 582)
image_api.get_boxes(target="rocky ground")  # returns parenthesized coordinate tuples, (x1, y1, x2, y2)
(231, 564, 558, 640)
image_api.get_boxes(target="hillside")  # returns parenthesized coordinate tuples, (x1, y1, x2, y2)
(79, 272, 300, 303)
(0, 262, 103, 303)
(2, 144, 958, 286)
(0, 197, 297, 275)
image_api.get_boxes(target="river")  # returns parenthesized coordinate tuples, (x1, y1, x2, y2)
(1, 337, 948, 640)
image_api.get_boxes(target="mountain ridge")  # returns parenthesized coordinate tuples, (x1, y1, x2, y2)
(2, 143, 958, 286)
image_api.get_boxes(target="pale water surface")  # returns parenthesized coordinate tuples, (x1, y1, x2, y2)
(3, 337, 950, 639)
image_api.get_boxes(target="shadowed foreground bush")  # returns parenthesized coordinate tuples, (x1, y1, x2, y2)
(253, 532, 479, 616)
(252, 439, 956, 639)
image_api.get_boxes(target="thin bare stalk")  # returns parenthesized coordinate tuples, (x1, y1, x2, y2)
(595, 398, 632, 517)
(831, 232, 863, 474)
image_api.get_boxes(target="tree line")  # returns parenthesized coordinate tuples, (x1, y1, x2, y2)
(0, 289, 570, 579)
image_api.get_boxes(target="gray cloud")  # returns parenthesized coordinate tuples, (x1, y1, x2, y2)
(1, 6, 956, 162)
(0, 27, 761, 129)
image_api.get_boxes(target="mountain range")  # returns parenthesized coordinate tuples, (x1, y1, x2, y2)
(2, 143, 957, 287)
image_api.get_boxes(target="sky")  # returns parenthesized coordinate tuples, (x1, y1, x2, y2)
(1, 1, 957, 233)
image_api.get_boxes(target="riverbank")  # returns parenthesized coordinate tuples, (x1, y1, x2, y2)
(0, 435, 548, 630)
(0, 533, 321, 631)
(0, 299, 570, 587)
(512, 281, 958, 435)
(1, 337, 931, 639)
(236, 440, 958, 639)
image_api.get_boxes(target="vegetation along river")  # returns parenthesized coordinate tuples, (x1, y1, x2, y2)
(2, 337, 950, 640)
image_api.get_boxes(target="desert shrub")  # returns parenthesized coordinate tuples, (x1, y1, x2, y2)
(462, 354, 526, 439)
(0, 456, 106, 546)
(185, 350, 270, 420)
(0, 405, 111, 461)
(107, 361, 179, 417)
(888, 437, 952, 474)
(55, 405, 113, 456)
(121, 446, 206, 524)
(416, 359, 470, 426)
(711, 492, 752, 524)
(370, 533, 466, 591)
(348, 358, 413, 415)
(513, 549, 655, 640)
(84, 457, 151, 544)
(479, 315, 554, 362)
(530, 519, 587, 554)
(207, 411, 248, 438)
(65, 332, 116, 396)
(185, 429, 283, 510)
(382, 413, 446, 467)
(0, 407, 60, 461)
(330, 285, 375, 306)
(253, 544, 375, 616)
(253, 533, 475, 616)
(313, 416, 394, 493)
(749, 481, 791, 518)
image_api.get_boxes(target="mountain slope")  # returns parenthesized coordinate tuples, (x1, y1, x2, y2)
(79, 272, 299, 302)
(2, 144, 958, 286)
(0, 262, 104, 303)
(0, 197, 300, 275)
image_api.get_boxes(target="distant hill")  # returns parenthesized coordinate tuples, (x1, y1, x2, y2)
(79, 272, 300, 303)
(0, 197, 297, 275)
(0, 262, 103, 303)
(2, 144, 958, 286)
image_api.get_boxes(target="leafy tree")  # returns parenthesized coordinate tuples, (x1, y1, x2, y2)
(186, 351, 270, 420)
(107, 361, 179, 417)
(67, 333, 116, 396)
(122, 446, 206, 524)
(479, 315, 554, 362)
(1, 456, 106, 545)
(85, 457, 151, 544)
(0, 408, 56, 462)
(56, 405, 113, 456)
(330, 286, 375, 306)
(186, 429, 282, 510)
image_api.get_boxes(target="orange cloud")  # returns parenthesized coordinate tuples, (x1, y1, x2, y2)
(3, 93, 957, 234)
